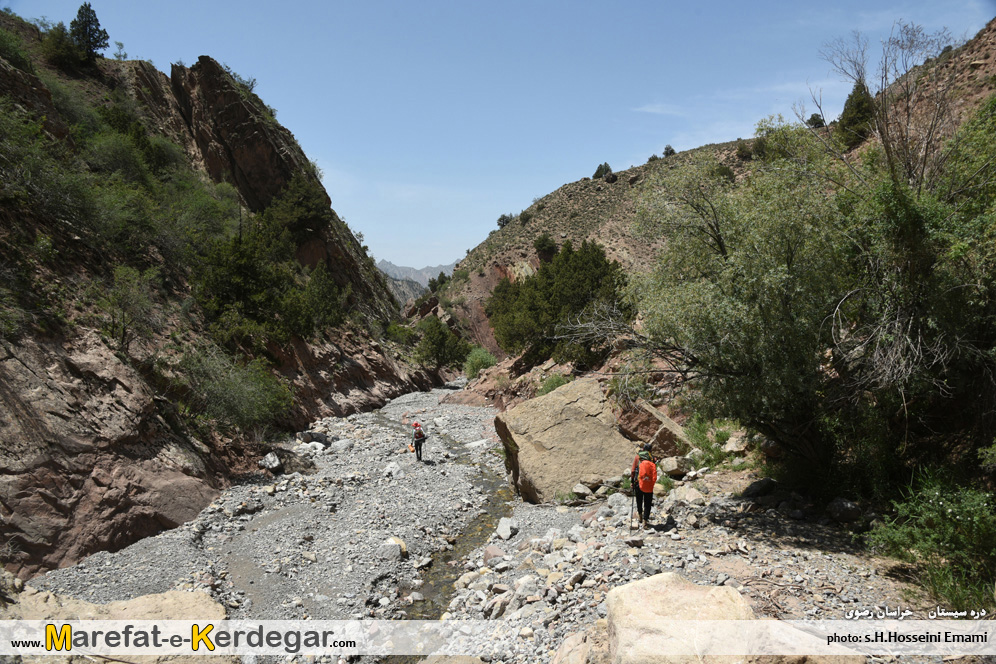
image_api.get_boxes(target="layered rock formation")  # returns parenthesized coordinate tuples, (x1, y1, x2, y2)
(0, 333, 232, 577)
(494, 379, 638, 503)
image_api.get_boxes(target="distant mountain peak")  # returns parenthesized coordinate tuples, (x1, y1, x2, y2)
(377, 259, 458, 287)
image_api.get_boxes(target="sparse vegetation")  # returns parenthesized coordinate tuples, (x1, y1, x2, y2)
(0, 27, 33, 72)
(533, 232, 556, 257)
(98, 266, 161, 352)
(735, 139, 753, 160)
(428, 271, 448, 292)
(463, 346, 496, 380)
(177, 342, 293, 433)
(537, 374, 571, 396)
(606, 363, 652, 406)
(40, 21, 81, 71)
(386, 322, 417, 345)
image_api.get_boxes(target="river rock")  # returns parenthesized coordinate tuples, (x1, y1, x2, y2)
(572, 483, 593, 497)
(660, 456, 691, 478)
(494, 379, 636, 503)
(742, 477, 776, 498)
(377, 536, 408, 560)
(723, 431, 749, 454)
(667, 485, 706, 507)
(259, 452, 282, 472)
(496, 517, 519, 540)
(483, 545, 506, 565)
(607, 492, 630, 511)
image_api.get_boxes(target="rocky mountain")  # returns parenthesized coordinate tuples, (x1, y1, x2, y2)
(378, 259, 458, 287)
(436, 17, 996, 358)
(0, 11, 438, 578)
(382, 273, 427, 310)
(430, 157, 686, 355)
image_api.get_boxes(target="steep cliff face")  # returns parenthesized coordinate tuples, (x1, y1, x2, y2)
(169, 56, 312, 214)
(124, 55, 398, 323)
(0, 25, 424, 577)
(0, 333, 237, 577)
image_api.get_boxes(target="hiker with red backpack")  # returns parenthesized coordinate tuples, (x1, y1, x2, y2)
(631, 442, 657, 528)
(412, 422, 427, 462)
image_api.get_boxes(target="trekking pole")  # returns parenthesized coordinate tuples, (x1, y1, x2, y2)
(630, 490, 636, 531)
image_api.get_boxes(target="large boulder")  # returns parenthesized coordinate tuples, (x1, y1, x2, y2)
(1, 578, 237, 664)
(607, 572, 754, 663)
(494, 379, 637, 504)
(606, 573, 865, 664)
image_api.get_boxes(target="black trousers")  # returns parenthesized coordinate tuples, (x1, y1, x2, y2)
(414, 440, 423, 460)
(635, 487, 653, 521)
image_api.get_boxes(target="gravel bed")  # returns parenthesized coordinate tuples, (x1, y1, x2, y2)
(29, 381, 954, 664)
(32, 380, 507, 626)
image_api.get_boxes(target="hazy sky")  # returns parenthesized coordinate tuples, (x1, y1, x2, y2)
(11, 1, 995, 267)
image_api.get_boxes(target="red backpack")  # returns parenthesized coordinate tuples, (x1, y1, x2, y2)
(637, 459, 657, 493)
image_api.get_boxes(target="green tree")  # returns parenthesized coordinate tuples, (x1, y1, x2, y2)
(464, 346, 497, 379)
(100, 266, 161, 352)
(593, 162, 612, 179)
(40, 22, 82, 69)
(414, 315, 470, 369)
(533, 232, 557, 258)
(805, 113, 825, 128)
(663, 145, 676, 157)
(486, 240, 628, 366)
(636, 153, 847, 467)
(178, 343, 292, 432)
(428, 271, 448, 292)
(837, 80, 875, 149)
(69, 2, 108, 64)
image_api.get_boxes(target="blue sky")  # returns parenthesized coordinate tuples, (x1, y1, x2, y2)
(11, 1, 995, 267)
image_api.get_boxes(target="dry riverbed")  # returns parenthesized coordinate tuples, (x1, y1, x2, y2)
(30, 381, 940, 664)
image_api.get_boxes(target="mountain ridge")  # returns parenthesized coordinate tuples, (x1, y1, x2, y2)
(377, 258, 458, 287)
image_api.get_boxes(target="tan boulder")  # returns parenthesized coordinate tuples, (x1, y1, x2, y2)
(638, 400, 688, 455)
(607, 572, 754, 664)
(494, 379, 637, 503)
(606, 573, 865, 664)
(614, 399, 688, 457)
(2, 581, 236, 664)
